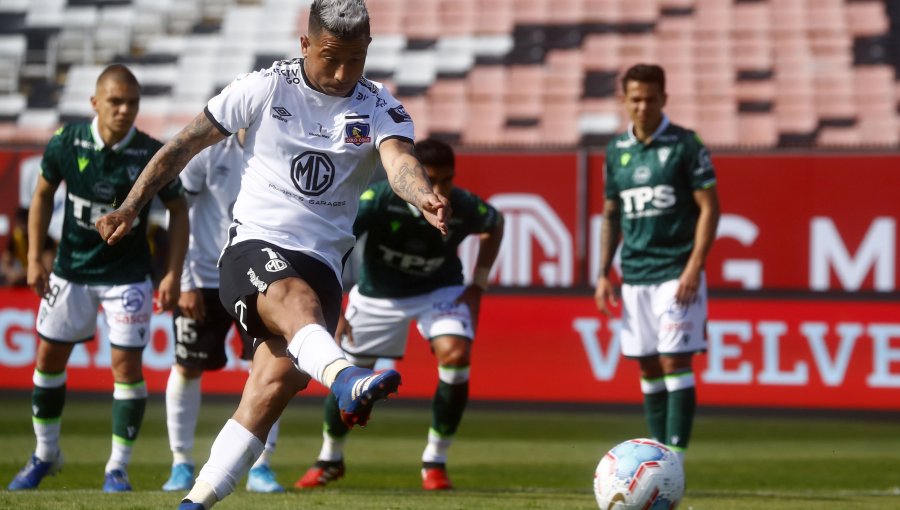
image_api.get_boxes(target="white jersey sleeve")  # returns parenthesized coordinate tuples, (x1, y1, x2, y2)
(372, 92, 415, 148)
(205, 70, 274, 134)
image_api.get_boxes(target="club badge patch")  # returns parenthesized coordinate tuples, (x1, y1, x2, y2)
(345, 122, 371, 146)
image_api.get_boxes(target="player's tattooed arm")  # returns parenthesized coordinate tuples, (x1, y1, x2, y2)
(121, 114, 225, 215)
(96, 112, 227, 244)
(380, 138, 450, 234)
(598, 199, 621, 278)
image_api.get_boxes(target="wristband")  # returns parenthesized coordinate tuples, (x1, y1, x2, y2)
(473, 267, 490, 291)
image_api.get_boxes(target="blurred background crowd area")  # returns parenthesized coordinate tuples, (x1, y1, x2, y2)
(0, 0, 897, 150)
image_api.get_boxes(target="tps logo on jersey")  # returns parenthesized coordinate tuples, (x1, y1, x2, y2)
(290, 151, 335, 196)
(345, 122, 372, 146)
(387, 105, 412, 123)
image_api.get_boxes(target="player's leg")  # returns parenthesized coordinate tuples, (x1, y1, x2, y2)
(165, 290, 233, 491)
(243, 328, 286, 494)
(183, 337, 309, 509)
(620, 282, 669, 445)
(102, 278, 154, 492)
(8, 275, 94, 490)
(224, 243, 401, 428)
(417, 285, 475, 490)
(296, 285, 407, 489)
(656, 273, 708, 462)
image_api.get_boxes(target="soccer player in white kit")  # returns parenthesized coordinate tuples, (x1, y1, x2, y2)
(161, 130, 285, 494)
(96, 1, 449, 508)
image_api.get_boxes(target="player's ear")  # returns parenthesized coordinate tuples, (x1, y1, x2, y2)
(300, 35, 310, 57)
(90, 95, 99, 113)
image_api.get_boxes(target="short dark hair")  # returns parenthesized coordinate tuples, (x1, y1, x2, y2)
(96, 64, 140, 90)
(414, 138, 455, 169)
(621, 64, 665, 94)
(308, 0, 370, 40)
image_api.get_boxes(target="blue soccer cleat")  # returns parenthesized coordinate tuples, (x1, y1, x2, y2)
(102, 468, 132, 492)
(246, 465, 285, 493)
(7, 451, 63, 490)
(162, 463, 195, 492)
(331, 367, 401, 428)
(178, 500, 205, 510)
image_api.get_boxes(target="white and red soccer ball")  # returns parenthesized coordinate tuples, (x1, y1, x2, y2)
(593, 438, 685, 510)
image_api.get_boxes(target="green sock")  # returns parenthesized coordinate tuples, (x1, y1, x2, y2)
(432, 380, 468, 436)
(323, 392, 350, 438)
(642, 391, 668, 444)
(112, 396, 146, 443)
(33, 382, 66, 421)
(666, 387, 696, 450)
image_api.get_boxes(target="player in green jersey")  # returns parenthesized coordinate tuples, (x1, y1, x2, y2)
(594, 64, 720, 463)
(7, 64, 188, 492)
(295, 138, 503, 491)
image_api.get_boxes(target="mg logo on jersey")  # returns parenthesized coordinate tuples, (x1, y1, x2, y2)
(290, 151, 335, 197)
(458, 193, 573, 287)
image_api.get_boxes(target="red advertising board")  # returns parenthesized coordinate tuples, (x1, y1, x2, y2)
(2, 288, 898, 411)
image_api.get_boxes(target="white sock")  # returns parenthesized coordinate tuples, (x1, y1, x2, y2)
(317, 429, 346, 462)
(105, 439, 132, 473)
(251, 418, 280, 469)
(422, 428, 453, 465)
(166, 367, 201, 466)
(195, 419, 265, 500)
(286, 324, 351, 387)
(185, 480, 217, 509)
(34, 422, 61, 462)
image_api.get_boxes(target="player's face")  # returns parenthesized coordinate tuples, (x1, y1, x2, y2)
(91, 78, 140, 139)
(623, 80, 666, 134)
(301, 30, 370, 97)
(426, 165, 454, 197)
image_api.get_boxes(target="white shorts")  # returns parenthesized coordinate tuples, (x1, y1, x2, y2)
(620, 273, 708, 358)
(341, 284, 474, 361)
(36, 273, 154, 349)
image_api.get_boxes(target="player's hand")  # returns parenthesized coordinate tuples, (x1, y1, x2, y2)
(156, 272, 181, 312)
(178, 289, 205, 322)
(26, 260, 50, 298)
(675, 267, 701, 306)
(95, 208, 136, 245)
(421, 192, 451, 235)
(594, 276, 618, 316)
(455, 284, 483, 330)
(335, 314, 354, 346)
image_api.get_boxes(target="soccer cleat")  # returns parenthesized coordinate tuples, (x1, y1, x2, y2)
(246, 465, 285, 493)
(162, 463, 195, 492)
(177, 500, 205, 510)
(102, 468, 132, 492)
(7, 451, 63, 490)
(294, 460, 346, 488)
(331, 367, 401, 428)
(421, 463, 453, 491)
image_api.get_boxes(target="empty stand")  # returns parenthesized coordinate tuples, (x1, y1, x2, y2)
(0, 0, 896, 150)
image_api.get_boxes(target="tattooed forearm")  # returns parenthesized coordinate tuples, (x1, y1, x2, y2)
(390, 161, 433, 207)
(119, 113, 224, 213)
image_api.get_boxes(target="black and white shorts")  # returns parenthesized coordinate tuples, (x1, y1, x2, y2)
(172, 288, 253, 370)
(218, 240, 343, 342)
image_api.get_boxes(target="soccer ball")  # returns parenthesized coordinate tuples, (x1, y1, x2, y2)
(593, 438, 684, 510)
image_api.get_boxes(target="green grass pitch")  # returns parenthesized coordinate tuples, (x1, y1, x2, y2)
(0, 394, 898, 509)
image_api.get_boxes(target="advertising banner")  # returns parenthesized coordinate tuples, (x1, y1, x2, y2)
(2, 289, 898, 411)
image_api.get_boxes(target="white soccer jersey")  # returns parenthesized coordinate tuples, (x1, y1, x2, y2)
(205, 58, 415, 279)
(180, 135, 243, 290)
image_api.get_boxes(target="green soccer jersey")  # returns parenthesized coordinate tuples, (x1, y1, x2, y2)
(604, 117, 717, 285)
(354, 180, 501, 298)
(39, 120, 182, 285)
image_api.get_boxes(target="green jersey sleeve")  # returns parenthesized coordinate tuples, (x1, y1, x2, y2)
(683, 132, 717, 190)
(603, 140, 620, 199)
(39, 127, 67, 186)
(353, 184, 380, 237)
